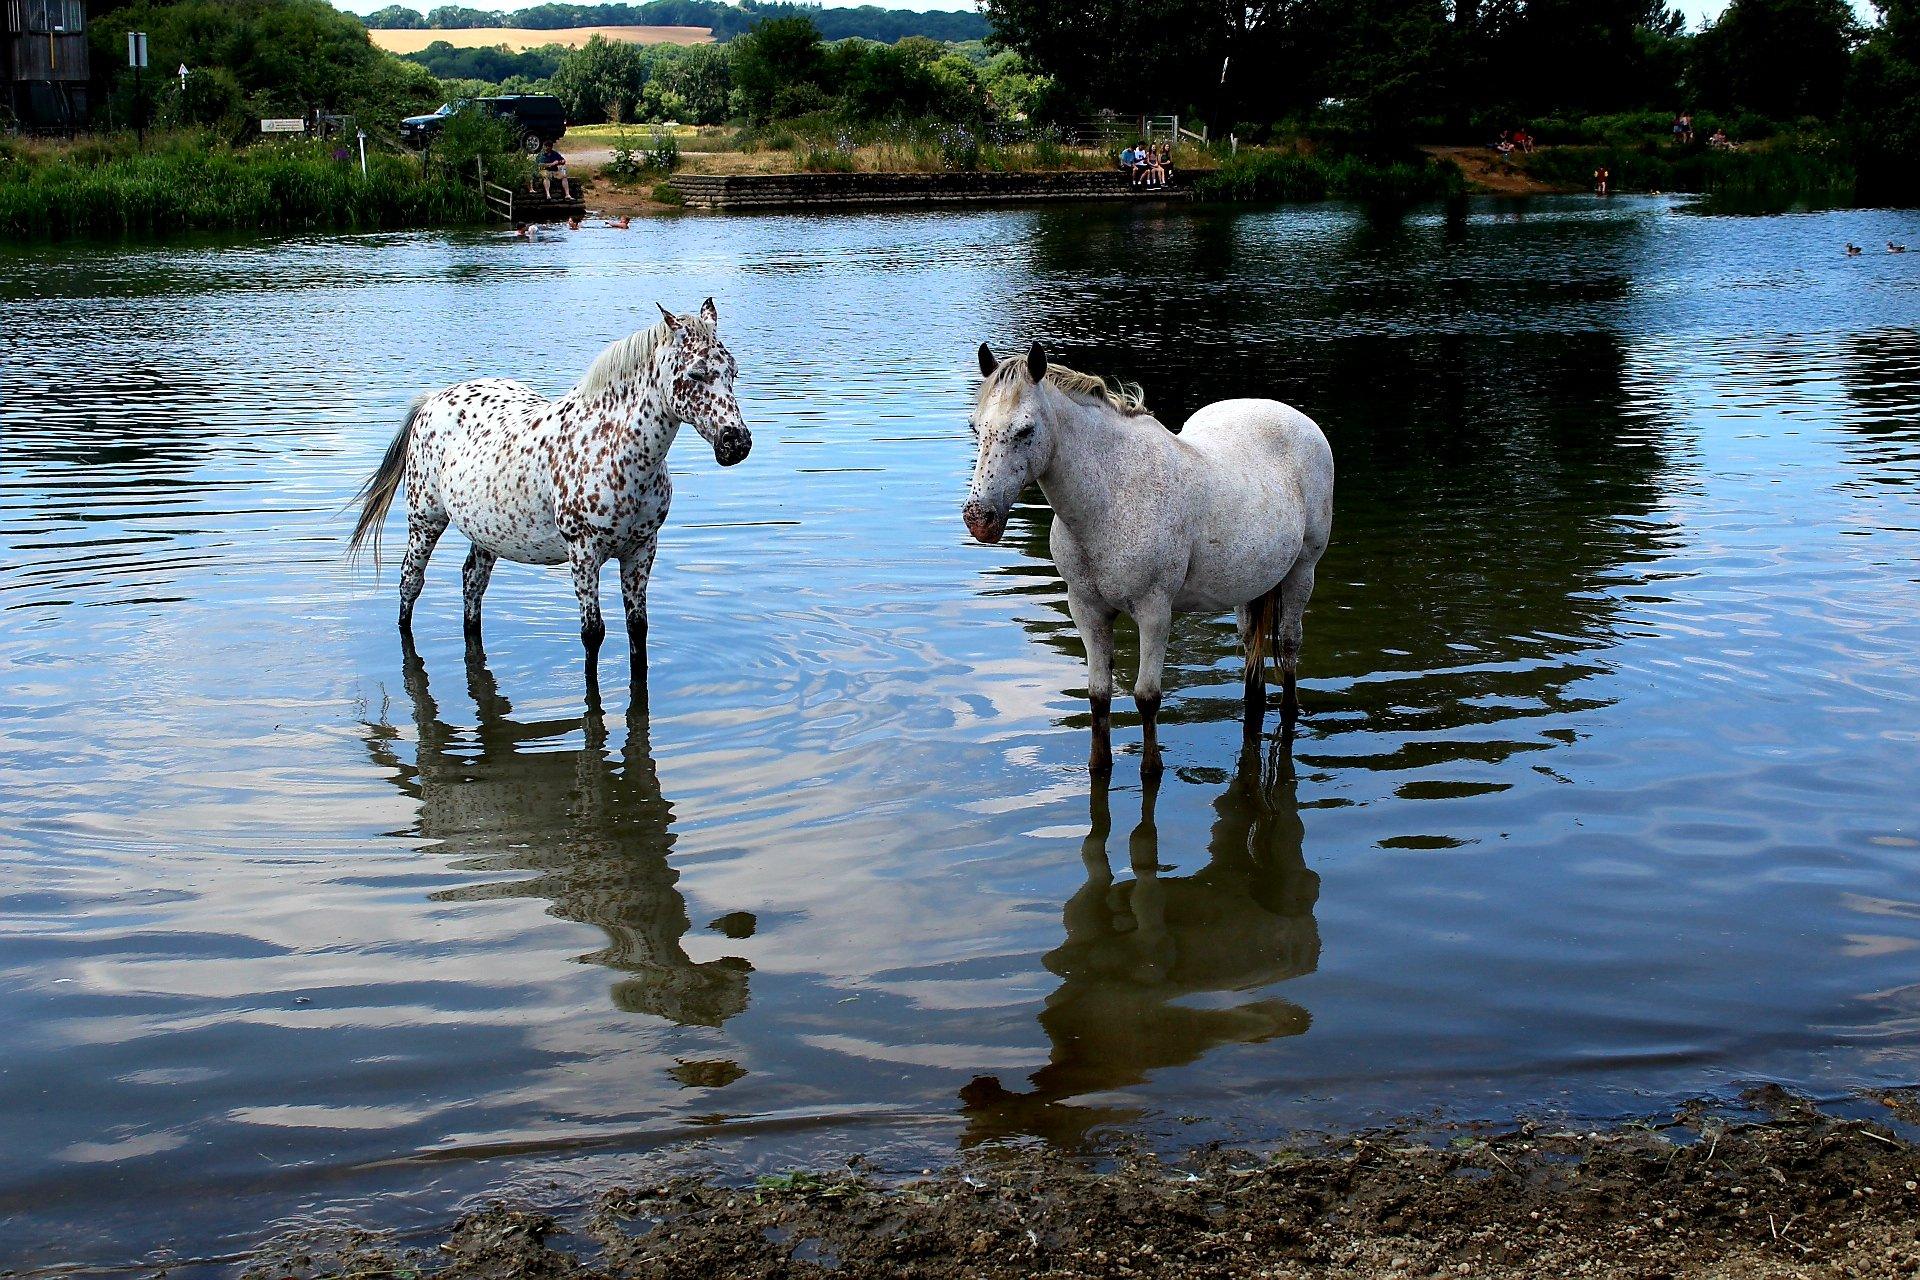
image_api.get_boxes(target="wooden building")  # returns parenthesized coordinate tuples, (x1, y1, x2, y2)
(4, 0, 89, 129)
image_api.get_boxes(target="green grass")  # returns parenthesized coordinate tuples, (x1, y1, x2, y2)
(0, 134, 486, 238)
(1193, 148, 1465, 202)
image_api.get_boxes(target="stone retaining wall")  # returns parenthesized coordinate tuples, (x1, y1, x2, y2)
(669, 169, 1197, 210)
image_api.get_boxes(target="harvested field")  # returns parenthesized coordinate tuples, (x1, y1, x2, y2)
(368, 25, 712, 54)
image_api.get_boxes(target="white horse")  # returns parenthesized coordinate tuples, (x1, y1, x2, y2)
(963, 343, 1334, 777)
(349, 299, 750, 697)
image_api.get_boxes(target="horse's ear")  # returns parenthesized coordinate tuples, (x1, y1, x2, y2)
(1026, 343, 1048, 383)
(656, 302, 681, 330)
(700, 297, 718, 325)
(977, 342, 996, 378)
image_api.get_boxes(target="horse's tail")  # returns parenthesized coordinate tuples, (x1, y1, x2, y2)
(1245, 582, 1283, 680)
(348, 397, 424, 565)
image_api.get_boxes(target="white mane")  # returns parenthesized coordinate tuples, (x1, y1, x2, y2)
(984, 359, 1152, 418)
(571, 321, 674, 401)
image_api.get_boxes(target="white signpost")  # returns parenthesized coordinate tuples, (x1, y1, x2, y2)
(127, 33, 148, 146)
(260, 118, 306, 134)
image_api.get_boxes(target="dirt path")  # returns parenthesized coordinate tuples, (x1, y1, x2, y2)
(253, 1090, 1920, 1280)
(1422, 144, 1579, 196)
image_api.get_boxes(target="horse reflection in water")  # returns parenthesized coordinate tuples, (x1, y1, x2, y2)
(962, 744, 1319, 1143)
(364, 639, 750, 1026)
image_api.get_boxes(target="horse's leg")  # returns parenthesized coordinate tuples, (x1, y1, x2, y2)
(566, 539, 607, 705)
(1276, 558, 1319, 733)
(398, 510, 448, 633)
(618, 536, 660, 694)
(461, 545, 497, 640)
(1134, 597, 1173, 780)
(1235, 602, 1264, 741)
(1067, 589, 1116, 778)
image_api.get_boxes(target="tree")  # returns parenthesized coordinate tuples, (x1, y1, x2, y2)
(984, 0, 1216, 121)
(550, 33, 649, 121)
(364, 4, 429, 28)
(1848, 0, 1920, 195)
(660, 43, 732, 122)
(727, 14, 826, 122)
(1691, 0, 1858, 119)
(89, 0, 439, 123)
(1482, 1, 1686, 118)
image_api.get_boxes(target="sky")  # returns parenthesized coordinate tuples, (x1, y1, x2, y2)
(327, 0, 1876, 24)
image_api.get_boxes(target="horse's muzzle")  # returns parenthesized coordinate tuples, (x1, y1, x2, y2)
(962, 500, 1006, 545)
(714, 432, 752, 467)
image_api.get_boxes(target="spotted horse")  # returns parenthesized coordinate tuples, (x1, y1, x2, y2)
(349, 299, 750, 701)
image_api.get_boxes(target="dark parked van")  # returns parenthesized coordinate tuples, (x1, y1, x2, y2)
(400, 95, 567, 153)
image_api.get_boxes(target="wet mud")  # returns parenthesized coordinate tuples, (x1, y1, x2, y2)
(251, 1090, 1920, 1280)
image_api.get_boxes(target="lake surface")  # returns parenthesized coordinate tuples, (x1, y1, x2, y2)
(4, 197, 1920, 1270)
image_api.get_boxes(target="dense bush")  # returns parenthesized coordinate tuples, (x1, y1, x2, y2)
(1521, 138, 1856, 198)
(430, 106, 533, 186)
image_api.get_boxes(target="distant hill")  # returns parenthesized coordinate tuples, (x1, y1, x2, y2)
(356, 1, 989, 43)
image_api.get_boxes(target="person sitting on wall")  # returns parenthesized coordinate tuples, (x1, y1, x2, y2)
(1118, 143, 1138, 179)
(1129, 141, 1152, 187)
(1156, 143, 1175, 185)
(538, 144, 570, 200)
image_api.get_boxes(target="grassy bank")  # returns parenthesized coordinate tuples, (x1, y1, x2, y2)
(0, 134, 487, 238)
(1521, 137, 1856, 199)
(1194, 147, 1466, 202)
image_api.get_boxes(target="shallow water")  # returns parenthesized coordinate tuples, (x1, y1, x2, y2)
(3, 197, 1920, 1269)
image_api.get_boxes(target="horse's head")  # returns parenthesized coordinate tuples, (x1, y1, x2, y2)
(963, 342, 1053, 545)
(657, 298, 751, 467)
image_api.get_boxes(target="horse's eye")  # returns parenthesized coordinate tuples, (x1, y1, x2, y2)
(1013, 424, 1035, 441)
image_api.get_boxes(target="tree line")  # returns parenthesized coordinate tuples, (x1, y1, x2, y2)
(360, 0, 989, 44)
(987, 0, 1900, 142)
(434, 24, 1043, 127)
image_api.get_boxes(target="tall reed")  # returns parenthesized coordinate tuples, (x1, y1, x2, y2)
(0, 135, 486, 238)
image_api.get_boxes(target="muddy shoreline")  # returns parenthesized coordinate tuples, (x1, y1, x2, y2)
(236, 1089, 1920, 1280)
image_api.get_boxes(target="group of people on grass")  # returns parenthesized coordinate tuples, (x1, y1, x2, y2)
(1676, 115, 1736, 149)
(1118, 141, 1176, 188)
(1493, 127, 1536, 156)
